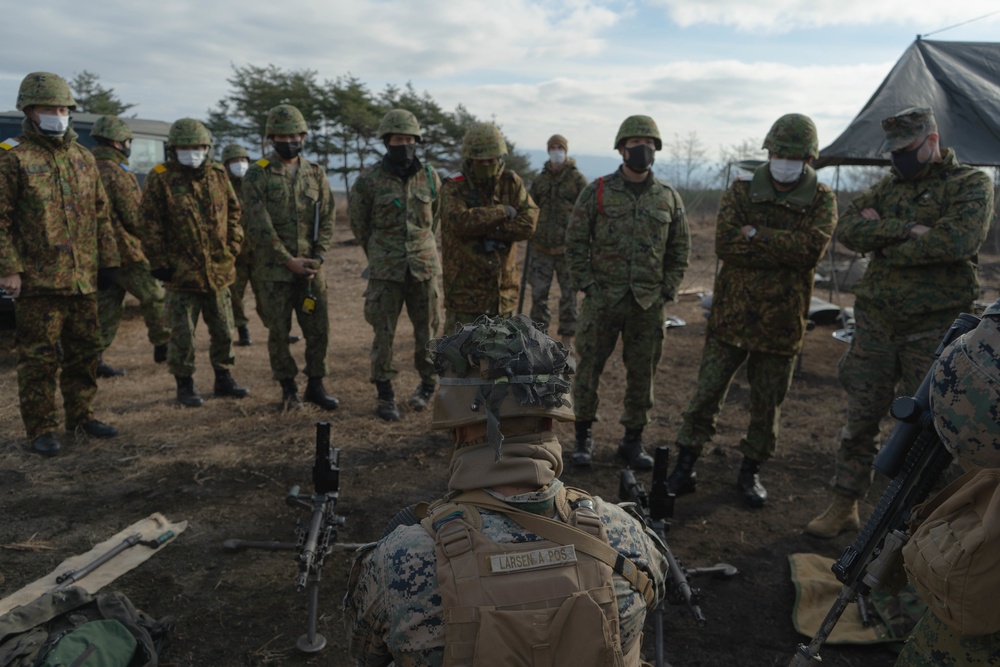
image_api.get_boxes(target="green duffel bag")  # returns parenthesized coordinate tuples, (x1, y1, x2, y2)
(38, 619, 136, 667)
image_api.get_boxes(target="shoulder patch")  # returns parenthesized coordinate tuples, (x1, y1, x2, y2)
(118, 163, 132, 172)
(152, 163, 167, 174)
(446, 172, 464, 182)
(256, 158, 270, 168)
(0, 138, 19, 151)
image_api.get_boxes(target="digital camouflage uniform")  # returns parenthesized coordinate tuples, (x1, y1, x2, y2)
(242, 152, 335, 381)
(831, 147, 992, 499)
(439, 163, 538, 332)
(566, 168, 690, 428)
(676, 162, 836, 462)
(140, 159, 242, 377)
(349, 158, 441, 385)
(91, 144, 169, 350)
(527, 157, 588, 336)
(0, 120, 120, 438)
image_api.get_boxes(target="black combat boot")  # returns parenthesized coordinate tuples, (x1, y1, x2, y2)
(571, 420, 595, 466)
(737, 456, 768, 508)
(214, 369, 250, 398)
(375, 381, 400, 422)
(407, 382, 436, 411)
(76, 419, 118, 438)
(31, 432, 62, 457)
(617, 427, 654, 470)
(665, 446, 699, 496)
(280, 378, 302, 409)
(175, 375, 204, 408)
(96, 353, 125, 378)
(236, 326, 252, 346)
(153, 343, 168, 364)
(305, 377, 340, 410)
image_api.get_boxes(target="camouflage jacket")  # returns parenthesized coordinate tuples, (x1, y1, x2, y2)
(92, 145, 147, 267)
(348, 159, 442, 282)
(242, 153, 335, 283)
(839, 149, 993, 330)
(439, 164, 538, 315)
(566, 168, 690, 310)
(227, 172, 252, 266)
(344, 480, 667, 667)
(710, 165, 836, 355)
(140, 160, 242, 293)
(528, 158, 588, 254)
(0, 121, 119, 296)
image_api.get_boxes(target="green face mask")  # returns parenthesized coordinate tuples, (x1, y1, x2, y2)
(471, 161, 500, 181)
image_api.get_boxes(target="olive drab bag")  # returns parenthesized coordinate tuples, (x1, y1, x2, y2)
(902, 468, 1000, 636)
(0, 587, 173, 667)
(420, 488, 652, 667)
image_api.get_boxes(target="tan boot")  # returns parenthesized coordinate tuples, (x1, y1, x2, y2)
(806, 494, 860, 538)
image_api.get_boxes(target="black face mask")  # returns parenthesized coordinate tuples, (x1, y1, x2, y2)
(890, 136, 929, 181)
(624, 144, 655, 173)
(118, 142, 131, 159)
(273, 141, 303, 160)
(387, 143, 417, 166)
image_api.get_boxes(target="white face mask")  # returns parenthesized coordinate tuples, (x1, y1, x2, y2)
(769, 158, 805, 184)
(548, 149, 566, 165)
(176, 149, 207, 168)
(37, 113, 70, 136)
(228, 161, 249, 178)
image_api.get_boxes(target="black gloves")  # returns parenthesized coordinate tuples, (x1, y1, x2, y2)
(150, 267, 174, 282)
(97, 267, 119, 290)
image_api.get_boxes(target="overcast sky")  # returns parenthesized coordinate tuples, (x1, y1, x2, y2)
(4, 0, 999, 160)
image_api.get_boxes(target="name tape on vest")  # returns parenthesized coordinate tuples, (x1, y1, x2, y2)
(489, 544, 578, 573)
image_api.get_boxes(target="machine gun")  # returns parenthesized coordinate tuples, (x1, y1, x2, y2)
(619, 447, 737, 667)
(223, 422, 363, 653)
(789, 313, 980, 665)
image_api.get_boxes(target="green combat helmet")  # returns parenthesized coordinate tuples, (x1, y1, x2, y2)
(91, 116, 133, 143)
(378, 109, 422, 142)
(221, 144, 249, 162)
(762, 113, 819, 159)
(461, 122, 508, 159)
(265, 104, 308, 137)
(168, 118, 212, 147)
(16, 72, 76, 111)
(614, 115, 661, 150)
(430, 315, 575, 459)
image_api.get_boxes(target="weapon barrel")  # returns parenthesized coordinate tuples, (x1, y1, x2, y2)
(296, 499, 327, 592)
(52, 533, 143, 591)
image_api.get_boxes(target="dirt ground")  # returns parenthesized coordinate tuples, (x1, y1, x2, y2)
(2, 204, 998, 667)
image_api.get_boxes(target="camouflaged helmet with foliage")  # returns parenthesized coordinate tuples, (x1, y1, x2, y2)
(91, 115, 132, 143)
(168, 118, 212, 147)
(762, 113, 819, 159)
(462, 122, 508, 159)
(265, 104, 308, 137)
(221, 143, 249, 163)
(614, 115, 661, 150)
(430, 315, 575, 457)
(16, 71, 76, 111)
(378, 109, 422, 142)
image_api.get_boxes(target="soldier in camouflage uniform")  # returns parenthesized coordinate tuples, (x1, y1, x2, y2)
(527, 134, 588, 345)
(665, 114, 836, 508)
(91, 115, 170, 376)
(140, 118, 250, 407)
(566, 115, 690, 470)
(0, 72, 120, 456)
(349, 109, 442, 422)
(894, 300, 1000, 665)
(439, 122, 538, 333)
(344, 316, 666, 666)
(807, 107, 994, 538)
(221, 143, 263, 347)
(242, 104, 339, 410)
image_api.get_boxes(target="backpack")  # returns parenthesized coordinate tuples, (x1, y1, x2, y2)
(0, 587, 173, 667)
(902, 468, 1000, 636)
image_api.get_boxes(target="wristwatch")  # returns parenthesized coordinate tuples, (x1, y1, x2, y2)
(746, 227, 758, 240)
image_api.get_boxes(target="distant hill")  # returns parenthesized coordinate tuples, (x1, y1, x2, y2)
(524, 149, 622, 181)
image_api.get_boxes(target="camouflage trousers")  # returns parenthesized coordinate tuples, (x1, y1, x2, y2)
(895, 611, 1000, 666)
(832, 306, 962, 499)
(230, 259, 264, 329)
(363, 274, 439, 385)
(258, 276, 329, 380)
(167, 289, 235, 377)
(528, 250, 578, 336)
(573, 290, 664, 429)
(675, 335, 796, 462)
(97, 261, 170, 349)
(15, 294, 100, 438)
(443, 310, 513, 336)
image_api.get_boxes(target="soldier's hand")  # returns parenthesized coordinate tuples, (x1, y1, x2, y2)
(0, 273, 22, 299)
(908, 224, 930, 238)
(97, 267, 119, 291)
(286, 257, 318, 278)
(860, 208, 881, 220)
(503, 204, 518, 220)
